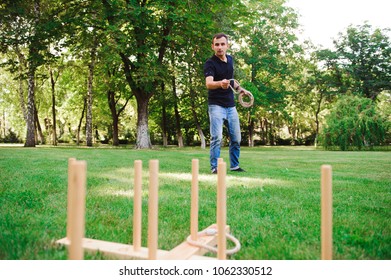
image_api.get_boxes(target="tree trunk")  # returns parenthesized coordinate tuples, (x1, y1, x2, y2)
(162, 108, 168, 147)
(77, 97, 87, 146)
(50, 69, 57, 146)
(174, 103, 184, 147)
(34, 104, 44, 144)
(260, 118, 266, 144)
(112, 115, 119, 147)
(161, 94, 168, 147)
(106, 67, 131, 147)
(86, 87, 93, 146)
(107, 90, 120, 146)
(189, 88, 206, 149)
(25, 66, 36, 147)
(86, 36, 97, 147)
(112, 116, 119, 146)
(86, 66, 94, 147)
(15, 47, 27, 123)
(135, 94, 152, 149)
(247, 111, 254, 147)
(269, 120, 274, 145)
(18, 76, 27, 123)
(24, 0, 40, 147)
(263, 118, 269, 145)
(119, 53, 154, 149)
(172, 76, 183, 147)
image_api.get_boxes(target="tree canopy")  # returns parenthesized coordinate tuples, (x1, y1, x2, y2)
(1, 0, 390, 149)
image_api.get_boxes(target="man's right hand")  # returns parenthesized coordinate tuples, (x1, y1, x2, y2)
(220, 79, 230, 89)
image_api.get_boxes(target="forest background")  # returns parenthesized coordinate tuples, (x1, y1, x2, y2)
(1, 0, 390, 150)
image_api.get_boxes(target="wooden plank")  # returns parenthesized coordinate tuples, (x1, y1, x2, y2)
(56, 237, 168, 260)
(56, 224, 229, 260)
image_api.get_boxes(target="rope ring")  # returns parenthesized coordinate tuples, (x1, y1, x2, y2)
(186, 229, 241, 255)
(229, 79, 254, 108)
(238, 91, 254, 108)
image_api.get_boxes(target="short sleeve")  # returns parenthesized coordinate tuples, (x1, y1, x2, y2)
(204, 60, 215, 78)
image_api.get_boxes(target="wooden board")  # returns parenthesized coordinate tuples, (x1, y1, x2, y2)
(55, 224, 226, 260)
(56, 237, 167, 260)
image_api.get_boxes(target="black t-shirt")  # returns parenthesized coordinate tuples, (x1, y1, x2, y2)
(204, 54, 235, 107)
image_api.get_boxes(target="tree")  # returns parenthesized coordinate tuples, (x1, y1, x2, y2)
(61, 0, 105, 147)
(101, 0, 177, 148)
(291, 46, 339, 146)
(235, 0, 301, 146)
(101, 0, 243, 148)
(0, 0, 67, 147)
(100, 60, 133, 146)
(323, 23, 391, 101)
(320, 95, 389, 150)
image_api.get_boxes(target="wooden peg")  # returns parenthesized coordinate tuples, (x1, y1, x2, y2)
(68, 160, 87, 260)
(190, 159, 199, 241)
(133, 160, 142, 251)
(217, 161, 227, 260)
(148, 160, 159, 260)
(321, 165, 333, 260)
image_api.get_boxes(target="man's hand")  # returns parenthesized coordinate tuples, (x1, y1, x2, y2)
(220, 79, 230, 89)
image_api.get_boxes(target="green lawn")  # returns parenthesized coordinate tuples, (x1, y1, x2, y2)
(0, 145, 390, 260)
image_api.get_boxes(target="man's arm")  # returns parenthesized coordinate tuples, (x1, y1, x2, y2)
(205, 76, 230, 90)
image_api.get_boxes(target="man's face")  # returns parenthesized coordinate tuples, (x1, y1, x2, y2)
(212, 36, 229, 59)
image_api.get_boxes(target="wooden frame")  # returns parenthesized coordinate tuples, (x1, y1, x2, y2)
(56, 158, 234, 260)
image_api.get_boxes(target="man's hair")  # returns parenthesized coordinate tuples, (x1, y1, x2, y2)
(212, 33, 228, 43)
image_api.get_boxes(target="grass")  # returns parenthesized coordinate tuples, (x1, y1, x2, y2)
(0, 145, 390, 260)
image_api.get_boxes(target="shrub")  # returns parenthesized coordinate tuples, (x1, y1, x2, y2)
(1, 129, 22, 143)
(320, 95, 389, 150)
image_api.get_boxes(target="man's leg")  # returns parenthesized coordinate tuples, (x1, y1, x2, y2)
(208, 105, 224, 172)
(227, 107, 241, 170)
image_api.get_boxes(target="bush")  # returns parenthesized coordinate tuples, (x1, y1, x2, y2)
(320, 95, 389, 150)
(1, 129, 23, 143)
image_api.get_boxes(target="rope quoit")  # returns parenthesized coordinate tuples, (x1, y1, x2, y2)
(229, 79, 254, 108)
(186, 228, 241, 255)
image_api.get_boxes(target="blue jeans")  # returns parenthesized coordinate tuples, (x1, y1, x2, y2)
(208, 105, 241, 170)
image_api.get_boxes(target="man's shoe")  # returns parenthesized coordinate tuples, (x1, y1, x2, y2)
(211, 168, 217, 174)
(231, 167, 245, 172)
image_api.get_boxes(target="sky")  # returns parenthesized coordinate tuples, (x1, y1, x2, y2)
(286, 0, 391, 49)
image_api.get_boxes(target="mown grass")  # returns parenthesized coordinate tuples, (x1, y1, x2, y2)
(0, 145, 390, 260)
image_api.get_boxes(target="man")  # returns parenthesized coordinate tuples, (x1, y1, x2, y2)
(204, 33, 245, 174)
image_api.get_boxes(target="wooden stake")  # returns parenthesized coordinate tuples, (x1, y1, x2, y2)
(66, 158, 76, 240)
(321, 165, 333, 260)
(217, 161, 227, 260)
(190, 159, 199, 241)
(133, 160, 142, 251)
(69, 160, 87, 260)
(148, 160, 159, 260)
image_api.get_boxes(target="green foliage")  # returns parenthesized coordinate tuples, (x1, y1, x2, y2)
(320, 95, 389, 150)
(0, 0, 389, 149)
(318, 24, 391, 100)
